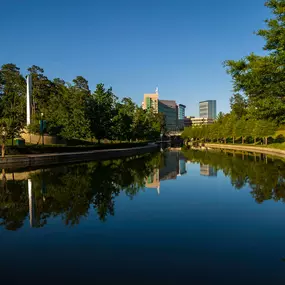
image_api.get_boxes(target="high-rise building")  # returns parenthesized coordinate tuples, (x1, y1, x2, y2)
(143, 90, 187, 131)
(199, 100, 216, 119)
(178, 104, 186, 120)
(143, 93, 159, 113)
(158, 100, 178, 131)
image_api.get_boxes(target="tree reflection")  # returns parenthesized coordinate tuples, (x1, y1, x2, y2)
(182, 149, 285, 204)
(3, 150, 285, 231)
(0, 153, 162, 230)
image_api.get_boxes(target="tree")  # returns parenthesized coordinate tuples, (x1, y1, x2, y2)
(224, 0, 285, 124)
(72, 76, 90, 96)
(216, 112, 224, 123)
(0, 64, 26, 145)
(132, 107, 148, 140)
(224, 114, 237, 143)
(253, 120, 277, 145)
(46, 81, 90, 140)
(112, 98, 135, 142)
(235, 117, 247, 144)
(230, 93, 247, 119)
(0, 118, 21, 157)
(88, 84, 117, 143)
(27, 65, 53, 117)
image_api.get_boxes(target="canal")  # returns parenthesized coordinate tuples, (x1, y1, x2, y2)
(1, 150, 285, 284)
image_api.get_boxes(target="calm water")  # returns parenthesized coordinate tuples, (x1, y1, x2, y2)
(1, 150, 285, 284)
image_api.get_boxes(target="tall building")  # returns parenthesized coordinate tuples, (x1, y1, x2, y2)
(143, 93, 159, 113)
(178, 104, 186, 120)
(159, 100, 178, 131)
(199, 100, 216, 119)
(143, 90, 187, 131)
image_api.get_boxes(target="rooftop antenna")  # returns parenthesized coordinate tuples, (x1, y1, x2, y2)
(155, 86, 159, 95)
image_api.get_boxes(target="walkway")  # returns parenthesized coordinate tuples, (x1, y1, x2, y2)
(205, 143, 285, 159)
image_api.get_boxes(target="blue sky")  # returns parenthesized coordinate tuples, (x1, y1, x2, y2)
(1, 0, 270, 116)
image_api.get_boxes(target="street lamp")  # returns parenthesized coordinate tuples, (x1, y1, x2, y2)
(40, 113, 44, 146)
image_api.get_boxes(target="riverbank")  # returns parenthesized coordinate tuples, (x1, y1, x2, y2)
(204, 143, 285, 158)
(0, 144, 158, 169)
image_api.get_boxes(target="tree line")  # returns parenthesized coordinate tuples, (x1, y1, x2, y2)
(0, 64, 165, 146)
(183, 0, 285, 145)
(182, 113, 278, 145)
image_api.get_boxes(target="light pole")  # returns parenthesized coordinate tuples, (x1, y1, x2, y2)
(40, 113, 44, 145)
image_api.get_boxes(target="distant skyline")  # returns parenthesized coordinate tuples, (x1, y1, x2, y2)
(1, 0, 270, 116)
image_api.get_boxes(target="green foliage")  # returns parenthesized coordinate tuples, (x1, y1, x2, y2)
(230, 93, 247, 119)
(0, 118, 22, 157)
(0, 63, 26, 144)
(182, 114, 278, 146)
(88, 84, 117, 142)
(0, 63, 165, 143)
(224, 0, 285, 124)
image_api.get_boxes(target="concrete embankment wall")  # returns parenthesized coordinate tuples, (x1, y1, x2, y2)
(0, 145, 158, 169)
(21, 132, 66, 145)
(205, 143, 285, 158)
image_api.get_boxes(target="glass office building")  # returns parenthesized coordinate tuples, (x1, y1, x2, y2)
(199, 100, 216, 119)
(178, 104, 186, 120)
(158, 100, 178, 131)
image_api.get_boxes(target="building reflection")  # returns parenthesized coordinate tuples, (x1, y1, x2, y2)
(145, 152, 187, 193)
(200, 164, 217, 177)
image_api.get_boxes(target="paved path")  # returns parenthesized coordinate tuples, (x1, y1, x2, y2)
(205, 143, 285, 158)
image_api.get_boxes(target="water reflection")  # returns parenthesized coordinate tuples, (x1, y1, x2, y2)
(200, 164, 217, 177)
(145, 151, 187, 193)
(183, 149, 285, 203)
(2, 149, 285, 231)
(0, 153, 162, 230)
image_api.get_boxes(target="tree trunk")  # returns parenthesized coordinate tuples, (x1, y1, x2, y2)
(2, 169, 6, 181)
(242, 137, 244, 144)
(98, 138, 101, 144)
(265, 137, 268, 145)
(1, 169, 7, 191)
(1, 144, 5, 158)
(233, 137, 235, 144)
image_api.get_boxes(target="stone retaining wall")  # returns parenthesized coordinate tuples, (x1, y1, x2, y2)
(205, 143, 285, 158)
(0, 145, 158, 169)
